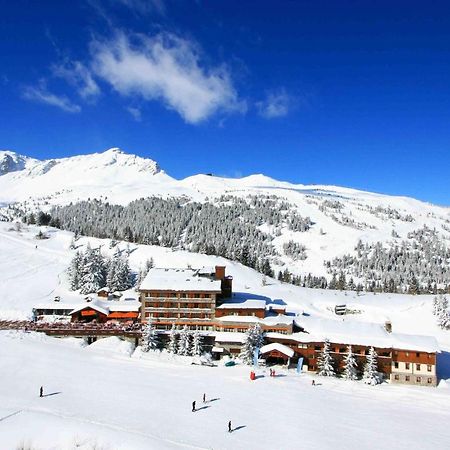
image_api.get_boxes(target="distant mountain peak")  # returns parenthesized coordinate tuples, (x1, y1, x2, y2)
(0, 150, 39, 176)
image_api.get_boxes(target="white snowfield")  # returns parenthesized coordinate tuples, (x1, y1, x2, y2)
(1, 331, 450, 450)
(1, 147, 450, 279)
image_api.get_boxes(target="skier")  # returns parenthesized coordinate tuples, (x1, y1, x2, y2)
(269, 368, 273, 377)
(192, 401, 196, 412)
(39, 386, 43, 397)
(203, 393, 206, 403)
(312, 379, 315, 386)
(228, 420, 232, 433)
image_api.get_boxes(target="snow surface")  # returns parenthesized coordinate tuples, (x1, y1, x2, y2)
(140, 268, 222, 292)
(1, 147, 450, 280)
(1, 331, 450, 450)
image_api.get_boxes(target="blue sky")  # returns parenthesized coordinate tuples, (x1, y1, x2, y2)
(1, 1, 450, 205)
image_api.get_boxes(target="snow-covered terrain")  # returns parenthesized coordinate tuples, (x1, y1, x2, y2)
(1, 330, 449, 450)
(1, 148, 449, 278)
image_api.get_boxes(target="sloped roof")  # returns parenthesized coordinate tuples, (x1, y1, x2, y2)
(260, 343, 294, 358)
(70, 302, 109, 316)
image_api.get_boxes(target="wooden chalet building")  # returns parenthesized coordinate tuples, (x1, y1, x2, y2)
(69, 300, 140, 323)
(264, 328, 439, 387)
(139, 266, 232, 330)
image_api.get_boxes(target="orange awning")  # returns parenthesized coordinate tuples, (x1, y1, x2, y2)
(107, 312, 139, 319)
(81, 310, 98, 317)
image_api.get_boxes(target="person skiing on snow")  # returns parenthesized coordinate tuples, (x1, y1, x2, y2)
(312, 379, 316, 386)
(203, 393, 206, 403)
(39, 386, 43, 397)
(228, 420, 232, 433)
(192, 401, 196, 412)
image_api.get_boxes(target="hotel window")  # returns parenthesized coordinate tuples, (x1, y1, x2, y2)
(394, 362, 399, 369)
(427, 378, 433, 384)
(416, 364, 421, 371)
(405, 376, 410, 382)
(416, 352, 420, 358)
(394, 375, 399, 381)
(405, 363, 410, 370)
(427, 365, 432, 372)
(416, 377, 421, 383)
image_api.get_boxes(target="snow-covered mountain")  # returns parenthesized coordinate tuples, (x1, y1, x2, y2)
(1, 147, 449, 288)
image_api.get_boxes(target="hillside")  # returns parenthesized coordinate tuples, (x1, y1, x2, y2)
(1, 147, 450, 292)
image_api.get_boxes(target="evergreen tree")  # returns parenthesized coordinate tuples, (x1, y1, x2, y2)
(343, 345, 358, 380)
(317, 339, 335, 377)
(141, 321, 159, 352)
(168, 324, 178, 354)
(362, 347, 381, 385)
(107, 254, 132, 292)
(178, 325, 191, 356)
(190, 329, 203, 356)
(67, 250, 83, 291)
(239, 324, 264, 365)
(79, 245, 107, 294)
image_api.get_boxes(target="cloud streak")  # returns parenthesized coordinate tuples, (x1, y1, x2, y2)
(52, 60, 100, 100)
(256, 88, 291, 119)
(22, 82, 81, 113)
(90, 31, 245, 123)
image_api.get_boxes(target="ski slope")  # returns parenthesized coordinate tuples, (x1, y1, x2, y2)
(1, 331, 450, 450)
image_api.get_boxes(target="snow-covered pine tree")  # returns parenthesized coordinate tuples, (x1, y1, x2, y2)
(178, 325, 191, 356)
(190, 329, 203, 356)
(317, 339, 335, 376)
(239, 324, 264, 365)
(438, 310, 450, 330)
(168, 324, 178, 354)
(362, 347, 381, 385)
(67, 250, 83, 291)
(106, 254, 132, 292)
(141, 321, 159, 352)
(343, 345, 358, 380)
(79, 245, 107, 294)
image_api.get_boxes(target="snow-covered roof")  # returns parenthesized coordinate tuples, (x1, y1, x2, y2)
(266, 317, 440, 353)
(213, 332, 246, 344)
(216, 315, 294, 326)
(69, 299, 141, 316)
(34, 303, 80, 311)
(260, 343, 294, 358)
(197, 266, 215, 275)
(70, 302, 109, 316)
(217, 299, 266, 310)
(139, 268, 222, 292)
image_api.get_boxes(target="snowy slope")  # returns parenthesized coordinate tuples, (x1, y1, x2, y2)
(1, 148, 449, 281)
(1, 331, 450, 450)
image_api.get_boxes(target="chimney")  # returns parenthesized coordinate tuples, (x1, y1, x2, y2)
(215, 265, 225, 280)
(384, 321, 392, 333)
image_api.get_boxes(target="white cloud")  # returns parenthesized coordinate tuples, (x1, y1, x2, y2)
(22, 82, 81, 113)
(126, 106, 142, 121)
(256, 88, 291, 119)
(90, 31, 245, 124)
(52, 60, 100, 100)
